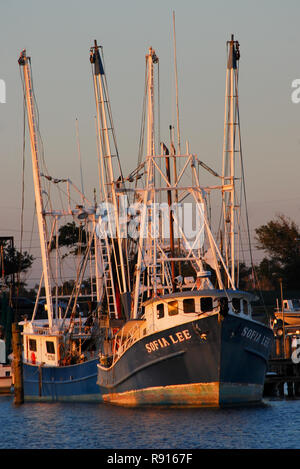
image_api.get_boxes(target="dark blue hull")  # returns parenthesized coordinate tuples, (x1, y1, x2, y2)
(23, 358, 102, 402)
(97, 314, 274, 406)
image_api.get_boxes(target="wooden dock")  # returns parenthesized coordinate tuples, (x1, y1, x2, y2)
(264, 327, 300, 397)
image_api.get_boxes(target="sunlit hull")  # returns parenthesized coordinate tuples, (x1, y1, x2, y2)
(275, 312, 300, 326)
(97, 314, 273, 407)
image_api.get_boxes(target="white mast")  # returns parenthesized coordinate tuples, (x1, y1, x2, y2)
(132, 48, 158, 318)
(18, 50, 54, 329)
(221, 35, 240, 288)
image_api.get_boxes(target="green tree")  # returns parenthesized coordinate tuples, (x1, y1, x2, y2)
(0, 240, 33, 287)
(50, 221, 88, 258)
(255, 214, 300, 290)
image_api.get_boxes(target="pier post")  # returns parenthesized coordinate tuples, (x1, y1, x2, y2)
(12, 323, 24, 405)
(294, 381, 300, 397)
(287, 381, 294, 397)
(285, 336, 291, 359)
(277, 381, 284, 397)
(275, 337, 281, 357)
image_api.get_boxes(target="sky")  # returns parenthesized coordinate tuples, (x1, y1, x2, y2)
(1, 0, 300, 287)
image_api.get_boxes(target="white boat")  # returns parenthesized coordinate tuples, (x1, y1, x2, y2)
(274, 299, 300, 326)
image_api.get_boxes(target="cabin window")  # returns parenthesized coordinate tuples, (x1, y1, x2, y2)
(243, 300, 248, 315)
(46, 341, 55, 354)
(232, 298, 241, 313)
(200, 297, 213, 313)
(156, 303, 164, 319)
(29, 339, 37, 352)
(168, 300, 178, 316)
(183, 298, 195, 313)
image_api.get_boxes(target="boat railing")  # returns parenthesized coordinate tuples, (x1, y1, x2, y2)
(26, 324, 63, 336)
(29, 325, 51, 335)
(112, 321, 144, 365)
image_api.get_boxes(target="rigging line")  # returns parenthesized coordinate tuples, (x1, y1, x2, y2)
(157, 60, 161, 154)
(21, 204, 36, 284)
(62, 225, 96, 330)
(234, 63, 267, 312)
(75, 118, 85, 200)
(173, 10, 181, 156)
(94, 115, 103, 201)
(28, 60, 50, 179)
(101, 49, 125, 181)
(236, 95, 255, 287)
(157, 60, 162, 204)
(137, 57, 148, 173)
(91, 64, 104, 199)
(17, 68, 26, 292)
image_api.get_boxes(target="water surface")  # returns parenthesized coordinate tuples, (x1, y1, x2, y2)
(0, 396, 299, 449)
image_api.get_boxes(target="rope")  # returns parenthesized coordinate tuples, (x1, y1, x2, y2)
(17, 67, 27, 295)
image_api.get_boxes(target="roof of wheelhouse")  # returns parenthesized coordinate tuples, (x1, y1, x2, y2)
(143, 289, 257, 307)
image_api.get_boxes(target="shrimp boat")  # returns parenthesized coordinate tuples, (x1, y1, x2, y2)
(94, 32, 274, 406)
(17, 50, 108, 402)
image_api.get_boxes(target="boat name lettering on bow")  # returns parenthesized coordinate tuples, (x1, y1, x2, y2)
(241, 327, 271, 348)
(145, 329, 192, 353)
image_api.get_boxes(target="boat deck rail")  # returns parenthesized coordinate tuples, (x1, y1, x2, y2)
(22, 324, 63, 336)
(112, 319, 145, 365)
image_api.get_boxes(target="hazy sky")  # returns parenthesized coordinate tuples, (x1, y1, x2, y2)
(1, 0, 300, 285)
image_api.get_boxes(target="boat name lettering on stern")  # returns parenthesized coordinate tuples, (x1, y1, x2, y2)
(241, 327, 271, 348)
(145, 329, 192, 353)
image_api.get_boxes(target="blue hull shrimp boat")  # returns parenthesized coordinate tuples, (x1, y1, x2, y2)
(17, 47, 113, 402)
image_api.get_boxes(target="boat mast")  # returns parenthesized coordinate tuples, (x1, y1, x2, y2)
(90, 41, 130, 316)
(18, 50, 54, 329)
(221, 35, 240, 288)
(132, 47, 159, 318)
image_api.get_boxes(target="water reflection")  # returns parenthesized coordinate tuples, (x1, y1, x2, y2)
(0, 396, 299, 449)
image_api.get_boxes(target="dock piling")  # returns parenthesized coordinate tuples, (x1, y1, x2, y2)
(12, 323, 24, 405)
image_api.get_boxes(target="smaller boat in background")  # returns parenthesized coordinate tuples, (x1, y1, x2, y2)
(274, 299, 300, 326)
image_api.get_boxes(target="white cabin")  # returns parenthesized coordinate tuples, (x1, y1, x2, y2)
(21, 320, 60, 366)
(142, 290, 253, 336)
(20, 317, 92, 367)
(282, 299, 300, 312)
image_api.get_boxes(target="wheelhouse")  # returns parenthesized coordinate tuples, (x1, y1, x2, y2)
(142, 290, 253, 335)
